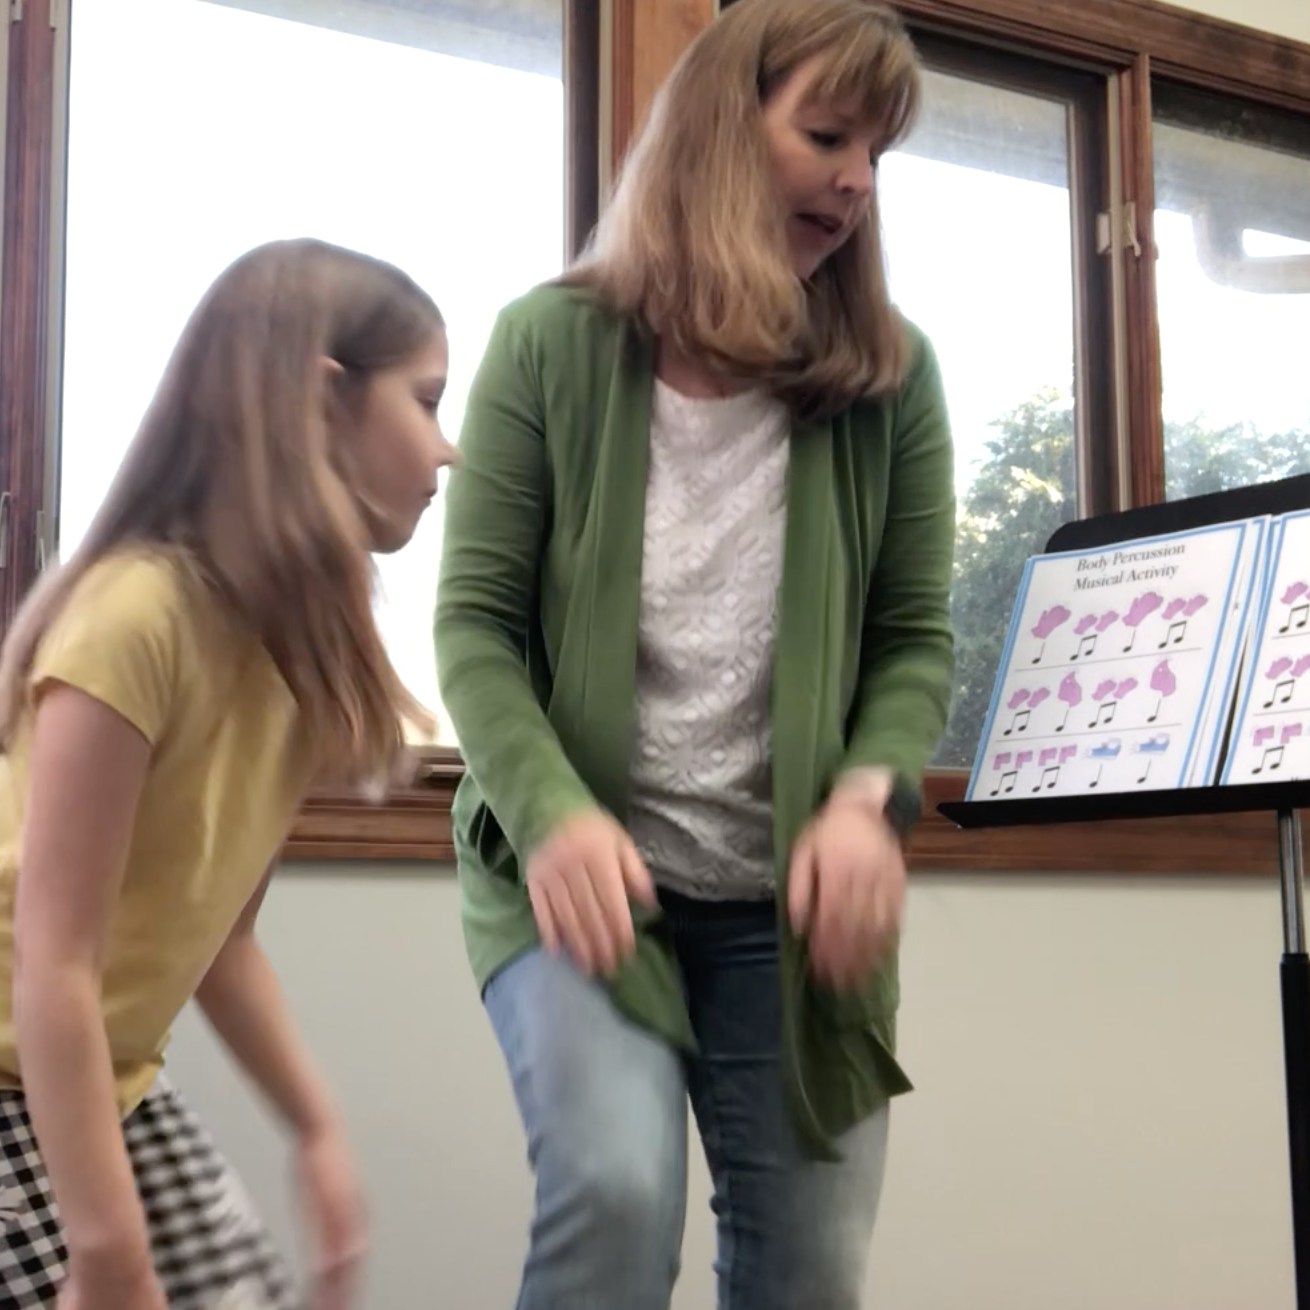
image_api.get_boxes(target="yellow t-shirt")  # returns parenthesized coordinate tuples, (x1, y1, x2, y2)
(0, 546, 312, 1115)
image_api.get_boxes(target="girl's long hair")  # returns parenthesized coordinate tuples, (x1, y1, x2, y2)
(563, 0, 921, 419)
(0, 238, 442, 788)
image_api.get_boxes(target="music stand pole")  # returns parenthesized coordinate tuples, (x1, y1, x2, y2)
(1278, 809, 1310, 1308)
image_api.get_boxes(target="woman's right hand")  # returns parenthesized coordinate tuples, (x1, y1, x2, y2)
(525, 811, 657, 976)
(57, 1257, 168, 1310)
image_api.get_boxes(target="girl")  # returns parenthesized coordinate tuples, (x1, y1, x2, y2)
(435, 1, 955, 1306)
(0, 239, 455, 1309)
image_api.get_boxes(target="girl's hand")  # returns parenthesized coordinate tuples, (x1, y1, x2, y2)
(296, 1121, 369, 1310)
(525, 811, 657, 977)
(57, 1257, 168, 1310)
(787, 793, 906, 990)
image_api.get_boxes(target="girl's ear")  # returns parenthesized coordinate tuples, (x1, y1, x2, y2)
(320, 355, 347, 394)
(320, 356, 353, 428)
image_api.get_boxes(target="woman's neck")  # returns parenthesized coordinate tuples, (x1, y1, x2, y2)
(653, 336, 751, 400)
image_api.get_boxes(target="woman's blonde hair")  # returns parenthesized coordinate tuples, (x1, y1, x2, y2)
(564, 0, 920, 418)
(0, 238, 443, 788)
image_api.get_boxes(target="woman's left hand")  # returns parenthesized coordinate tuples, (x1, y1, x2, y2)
(787, 793, 906, 991)
(295, 1120, 369, 1310)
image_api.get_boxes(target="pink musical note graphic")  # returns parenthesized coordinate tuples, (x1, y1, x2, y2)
(1029, 745, 1077, 793)
(1255, 722, 1304, 775)
(1088, 678, 1118, 728)
(1158, 593, 1209, 648)
(1055, 671, 1082, 731)
(1281, 581, 1310, 634)
(1004, 688, 1032, 736)
(1016, 687, 1051, 734)
(1070, 613, 1099, 660)
(1247, 728, 1278, 775)
(1265, 656, 1310, 710)
(1032, 746, 1059, 792)
(1265, 656, 1297, 708)
(990, 751, 1016, 796)
(1148, 659, 1176, 723)
(1088, 677, 1136, 730)
(1122, 591, 1163, 652)
(1158, 597, 1188, 647)
(1030, 605, 1071, 664)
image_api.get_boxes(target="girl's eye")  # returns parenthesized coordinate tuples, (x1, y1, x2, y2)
(807, 130, 843, 150)
(416, 385, 445, 416)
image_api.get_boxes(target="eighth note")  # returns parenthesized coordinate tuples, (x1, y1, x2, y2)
(1280, 581, 1310, 634)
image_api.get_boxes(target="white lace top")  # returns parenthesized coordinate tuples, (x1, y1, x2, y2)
(626, 379, 790, 901)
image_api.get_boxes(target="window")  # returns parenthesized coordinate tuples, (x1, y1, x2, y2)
(881, 45, 1109, 769)
(5, 0, 1310, 870)
(57, 0, 567, 746)
(1153, 83, 1310, 501)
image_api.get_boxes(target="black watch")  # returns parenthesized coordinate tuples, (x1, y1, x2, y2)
(883, 774, 921, 841)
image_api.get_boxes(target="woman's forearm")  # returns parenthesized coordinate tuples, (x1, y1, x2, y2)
(195, 933, 339, 1137)
(14, 963, 153, 1274)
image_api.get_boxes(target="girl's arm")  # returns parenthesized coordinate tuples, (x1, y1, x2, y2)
(194, 865, 340, 1138)
(195, 862, 367, 1301)
(13, 684, 158, 1284)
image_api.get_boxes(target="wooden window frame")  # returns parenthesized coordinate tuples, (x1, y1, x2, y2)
(888, 0, 1310, 873)
(3, 0, 1309, 872)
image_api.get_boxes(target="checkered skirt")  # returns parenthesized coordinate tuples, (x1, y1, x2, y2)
(0, 1076, 295, 1309)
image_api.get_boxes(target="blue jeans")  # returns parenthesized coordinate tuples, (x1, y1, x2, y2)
(483, 891, 889, 1310)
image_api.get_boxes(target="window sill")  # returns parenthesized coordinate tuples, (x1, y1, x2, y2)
(284, 753, 460, 862)
(284, 756, 1284, 876)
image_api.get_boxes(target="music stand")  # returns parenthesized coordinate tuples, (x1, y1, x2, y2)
(939, 472, 1310, 1310)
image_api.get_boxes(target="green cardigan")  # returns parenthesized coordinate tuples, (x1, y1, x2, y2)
(435, 284, 955, 1159)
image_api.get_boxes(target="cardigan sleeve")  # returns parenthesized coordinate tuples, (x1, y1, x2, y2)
(435, 306, 596, 863)
(839, 329, 957, 790)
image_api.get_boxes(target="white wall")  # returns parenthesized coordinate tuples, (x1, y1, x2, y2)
(170, 865, 1294, 1309)
(167, 1, 1308, 1305)
(1180, 0, 1310, 43)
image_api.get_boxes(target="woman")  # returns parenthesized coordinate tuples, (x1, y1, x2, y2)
(436, 1, 954, 1306)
